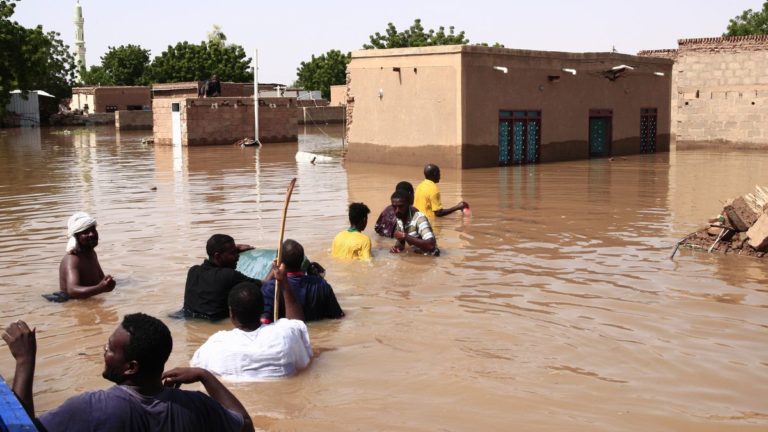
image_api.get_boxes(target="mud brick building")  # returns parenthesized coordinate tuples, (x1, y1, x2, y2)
(71, 86, 151, 113)
(346, 45, 672, 169)
(152, 97, 297, 146)
(639, 35, 768, 147)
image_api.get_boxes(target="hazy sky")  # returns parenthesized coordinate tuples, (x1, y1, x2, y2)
(12, 0, 761, 84)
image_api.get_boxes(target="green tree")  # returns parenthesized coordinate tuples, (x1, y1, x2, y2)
(363, 18, 470, 49)
(1, 0, 76, 117)
(147, 40, 252, 83)
(725, 1, 768, 35)
(295, 49, 350, 99)
(81, 44, 151, 86)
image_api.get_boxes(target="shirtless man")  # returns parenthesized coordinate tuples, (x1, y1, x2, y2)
(58, 212, 115, 299)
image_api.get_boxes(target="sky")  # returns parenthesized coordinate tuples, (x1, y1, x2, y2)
(12, 0, 763, 85)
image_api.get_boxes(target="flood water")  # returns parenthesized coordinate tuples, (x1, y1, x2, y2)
(0, 125, 766, 431)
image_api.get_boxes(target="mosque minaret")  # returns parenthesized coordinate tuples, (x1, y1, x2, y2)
(74, 0, 86, 78)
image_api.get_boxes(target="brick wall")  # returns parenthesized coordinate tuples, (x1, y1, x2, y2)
(115, 110, 152, 130)
(152, 97, 297, 145)
(640, 35, 768, 145)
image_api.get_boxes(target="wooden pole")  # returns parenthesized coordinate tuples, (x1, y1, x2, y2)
(274, 178, 297, 322)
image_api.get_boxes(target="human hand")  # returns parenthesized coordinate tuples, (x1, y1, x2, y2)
(308, 262, 326, 278)
(390, 244, 403, 254)
(101, 275, 116, 292)
(394, 230, 406, 241)
(270, 262, 287, 282)
(2, 320, 37, 365)
(459, 201, 469, 210)
(236, 244, 254, 253)
(161, 367, 208, 388)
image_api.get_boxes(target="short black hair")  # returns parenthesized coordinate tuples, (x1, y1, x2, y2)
(228, 282, 263, 328)
(206, 234, 234, 259)
(349, 202, 370, 226)
(121, 313, 172, 377)
(391, 190, 409, 202)
(395, 181, 414, 196)
(281, 239, 304, 270)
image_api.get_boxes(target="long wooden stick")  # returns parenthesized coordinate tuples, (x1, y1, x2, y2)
(274, 178, 297, 322)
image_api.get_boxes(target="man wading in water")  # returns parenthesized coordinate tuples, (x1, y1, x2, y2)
(390, 190, 439, 256)
(55, 212, 116, 300)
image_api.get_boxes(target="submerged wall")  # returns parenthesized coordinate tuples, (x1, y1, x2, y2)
(152, 97, 297, 146)
(639, 35, 768, 147)
(115, 110, 152, 130)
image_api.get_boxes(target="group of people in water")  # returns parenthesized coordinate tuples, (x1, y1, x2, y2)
(1, 163, 468, 430)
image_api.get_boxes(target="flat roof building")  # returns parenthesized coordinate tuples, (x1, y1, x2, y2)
(71, 86, 150, 113)
(346, 45, 673, 168)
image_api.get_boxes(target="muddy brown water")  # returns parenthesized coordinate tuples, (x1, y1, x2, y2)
(0, 125, 766, 431)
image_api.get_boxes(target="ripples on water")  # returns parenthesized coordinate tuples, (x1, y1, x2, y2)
(0, 126, 767, 431)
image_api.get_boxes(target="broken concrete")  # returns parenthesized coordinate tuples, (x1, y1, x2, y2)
(747, 214, 768, 251)
(723, 196, 760, 232)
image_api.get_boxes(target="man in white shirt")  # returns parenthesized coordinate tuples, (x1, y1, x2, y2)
(191, 265, 312, 380)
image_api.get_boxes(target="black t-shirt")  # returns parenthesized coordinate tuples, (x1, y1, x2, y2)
(183, 259, 259, 320)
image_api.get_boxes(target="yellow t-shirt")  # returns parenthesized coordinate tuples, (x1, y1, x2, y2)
(414, 179, 442, 221)
(331, 229, 372, 260)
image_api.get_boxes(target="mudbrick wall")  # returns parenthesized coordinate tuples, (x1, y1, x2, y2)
(153, 97, 297, 145)
(115, 110, 152, 130)
(639, 35, 768, 146)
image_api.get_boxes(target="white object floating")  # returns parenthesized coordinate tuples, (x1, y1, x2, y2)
(295, 151, 335, 164)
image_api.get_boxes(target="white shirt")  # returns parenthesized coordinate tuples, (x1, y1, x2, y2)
(191, 319, 312, 381)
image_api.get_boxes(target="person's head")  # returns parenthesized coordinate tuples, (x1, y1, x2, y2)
(391, 190, 410, 221)
(228, 281, 263, 330)
(206, 234, 239, 269)
(395, 181, 414, 205)
(424, 164, 441, 183)
(103, 313, 172, 384)
(66, 212, 98, 253)
(348, 202, 370, 231)
(211, 74, 218, 81)
(281, 239, 304, 272)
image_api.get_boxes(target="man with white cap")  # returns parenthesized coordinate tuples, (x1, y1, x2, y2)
(57, 212, 116, 299)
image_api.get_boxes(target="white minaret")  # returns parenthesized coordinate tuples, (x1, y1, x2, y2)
(74, 0, 86, 78)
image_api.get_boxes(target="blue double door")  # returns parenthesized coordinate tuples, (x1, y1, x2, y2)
(498, 111, 540, 166)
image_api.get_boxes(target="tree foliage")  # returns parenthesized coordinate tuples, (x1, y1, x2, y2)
(81, 44, 150, 86)
(725, 1, 768, 36)
(363, 18, 470, 49)
(147, 40, 252, 83)
(295, 49, 350, 99)
(0, 0, 76, 115)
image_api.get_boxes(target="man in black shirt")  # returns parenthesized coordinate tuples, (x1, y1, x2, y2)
(183, 234, 256, 321)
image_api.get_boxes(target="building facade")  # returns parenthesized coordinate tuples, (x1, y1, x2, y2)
(346, 45, 672, 169)
(71, 86, 150, 113)
(639, 35, 768, 147)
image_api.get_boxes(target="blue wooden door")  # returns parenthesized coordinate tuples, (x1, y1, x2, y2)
(589, 116, 611, 157)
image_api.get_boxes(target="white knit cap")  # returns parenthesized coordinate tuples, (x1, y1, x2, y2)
(66, 212, 97, 252)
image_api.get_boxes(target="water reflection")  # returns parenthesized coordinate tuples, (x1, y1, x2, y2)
(0, 127, 766, 430)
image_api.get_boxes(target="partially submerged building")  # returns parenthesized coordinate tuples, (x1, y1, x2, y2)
(152, 81, 297, 145)
(639, 35, 768, 147)
(71, 86, 150, 113)
(346, 45, 673, 168)
(4, 90, 55, 127)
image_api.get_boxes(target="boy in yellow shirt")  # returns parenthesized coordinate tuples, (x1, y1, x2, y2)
(331, 203, 372, 260)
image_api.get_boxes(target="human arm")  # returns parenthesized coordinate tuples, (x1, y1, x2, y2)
(162, 367, 254, 432)
(60, 255, 116, 299)
(2, 320, 37, 419)
(274, 264, 304, 321)
(235, 244, 254, 253)
(394, 229, 436, 252)
(435, 201, 468, 217)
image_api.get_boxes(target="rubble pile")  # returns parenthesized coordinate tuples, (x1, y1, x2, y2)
(681, 185, 768, 258)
